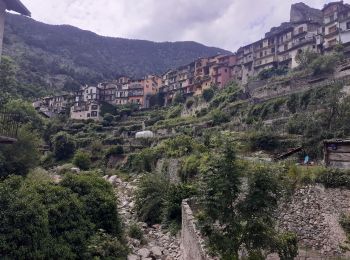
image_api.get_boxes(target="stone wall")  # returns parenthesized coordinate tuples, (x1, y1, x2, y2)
(181, 199, 214, 260)
(278, 184, 350, 258)
(155, 158, 181, 183)
(246, 69, 350, 102)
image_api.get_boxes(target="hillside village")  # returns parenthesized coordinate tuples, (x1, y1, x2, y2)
(3, 1, 350, 260)
(34, 1, 350, 121)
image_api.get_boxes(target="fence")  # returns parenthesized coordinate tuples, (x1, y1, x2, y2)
(0, 110, 19, 139)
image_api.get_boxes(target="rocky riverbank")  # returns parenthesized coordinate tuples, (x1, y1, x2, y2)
(104, 175, 182, 260)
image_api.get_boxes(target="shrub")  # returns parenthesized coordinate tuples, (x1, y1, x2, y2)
(180, 155, 201, 182)
(73, 150, 91, 170)
(84, 230, 129, 259)
(163, 184, 197, 231)
(61, 173, 123, 236)
(273, 232, 298, 260)
(167, 105, 182, 119)
(248, 131, 280, 152)
(52, 132, 76, 161)
(186, 98, 195, 109)
(128, 224, 143, 240)
(316, 169, 350, 189)
(135, 175, 168, 225)
(202, 88, 215, 102)
(211, 109, 229, 126)
(287, 94, 298, 114)
(105, 146, 124, 158)
(173, 92, 185, 104)
(103, 113, 114, 123)
(0, 126, 40, 177)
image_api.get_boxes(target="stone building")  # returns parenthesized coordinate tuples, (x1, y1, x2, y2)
(70, 100, 101, 121)
(0, 0, 30, 58)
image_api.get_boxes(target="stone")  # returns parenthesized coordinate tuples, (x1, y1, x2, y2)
(137, 248, 150, 258)
(150, 246, 162, 257)
(127, 254, 139, 260)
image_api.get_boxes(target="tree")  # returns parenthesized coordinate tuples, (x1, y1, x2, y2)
(172, 92, 185, 105)
(61, 173, 123, 236)
(199, 144, 295, 258)
(135, 175, 168, 225)
(202, 88, 215, 102)
(0, 125, 40, 178)
(52, 132, 76, 160)
(73, 150, 91, 170)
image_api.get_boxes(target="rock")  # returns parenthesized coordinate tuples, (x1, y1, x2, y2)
(137, 248, 150, 258)
(108, 175, 117, 184)
(150, 246, 162, 257)
(127, 254, 139, 260)
(70, 167, 80, 173)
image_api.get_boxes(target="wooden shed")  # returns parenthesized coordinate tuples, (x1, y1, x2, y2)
(324, 140, 350, 169)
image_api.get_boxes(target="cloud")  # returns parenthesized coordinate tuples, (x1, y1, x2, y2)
(20, 0, 336, 51)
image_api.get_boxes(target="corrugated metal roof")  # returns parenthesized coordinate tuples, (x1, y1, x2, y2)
(4, 0, 30, 16)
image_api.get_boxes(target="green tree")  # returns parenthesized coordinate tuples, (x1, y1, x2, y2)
(0, 125, 40, 178)
(73, 150, 91, 170)
(52, 131, 76, 160)
(61, 173, 123, 236)
(199, 145, 294, 259)
(202, 88, 215, 102)
(135, 175, 168, 225)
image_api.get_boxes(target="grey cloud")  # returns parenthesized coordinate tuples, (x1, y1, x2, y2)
(21, 0, 337, 51)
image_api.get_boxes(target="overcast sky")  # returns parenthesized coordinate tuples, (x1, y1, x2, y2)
(20, 0, 335, 52)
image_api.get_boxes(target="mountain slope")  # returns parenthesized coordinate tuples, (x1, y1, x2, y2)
(2, 13, 231, 95)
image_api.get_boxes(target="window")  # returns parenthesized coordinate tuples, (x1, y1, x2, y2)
(271, 48, 275, 53)
(284, 44, 288, 51)
(87, 113, 90, 118)
(260, 52, 263, 57)
(347, 21, 350, 30)
(91, 111, 98, 117)
(298, 27, 304, 34)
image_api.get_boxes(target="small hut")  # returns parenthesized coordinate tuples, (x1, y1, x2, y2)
(324, 140, 350, 169)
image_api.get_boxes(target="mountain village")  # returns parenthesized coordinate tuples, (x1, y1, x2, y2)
(33, 1, 350, 121)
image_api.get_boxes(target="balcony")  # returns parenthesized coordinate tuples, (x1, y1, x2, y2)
(0, 110, 20, 144)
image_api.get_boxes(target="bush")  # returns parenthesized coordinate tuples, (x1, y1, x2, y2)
(186, 98, 195, 109)
(316, 169, 350, 189)
(172, 92, 185, 104)
(180, 155, 201, 182)
(248, 131, 280, 152)
(73, 150, 91, 170)
(167, 105, 182, 119)
(61, 173, 123, 236)
(84, 230, 129, 259)
(211, 109, 229, 125)
(105, 146, 124, 158)
(135, 175, 168, 225)
(0, 126, 40, 177)
(273, 232, 298, 260)
(52, 132, 76, 161)
(128, 224, 143, 240)
(163, 184, 197, 231)
(202, 88, 215, 102)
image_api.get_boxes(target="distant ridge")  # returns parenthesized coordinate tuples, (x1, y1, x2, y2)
(2, 13, 231, 95)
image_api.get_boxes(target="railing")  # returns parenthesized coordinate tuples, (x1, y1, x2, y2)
(0, 110, 19, 140)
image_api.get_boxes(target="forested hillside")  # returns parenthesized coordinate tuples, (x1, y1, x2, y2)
(2, 13, 230, 97)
